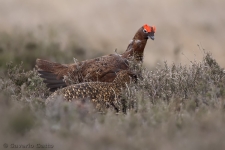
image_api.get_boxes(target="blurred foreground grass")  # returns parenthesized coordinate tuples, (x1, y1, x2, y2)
(0, 48, 225, 149)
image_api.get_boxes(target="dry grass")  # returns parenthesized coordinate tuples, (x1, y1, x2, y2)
(0, 51, 225, 150)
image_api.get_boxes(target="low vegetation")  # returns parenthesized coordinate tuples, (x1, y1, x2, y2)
(0, 48, 225, 150)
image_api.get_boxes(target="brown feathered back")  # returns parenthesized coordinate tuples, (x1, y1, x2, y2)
(37, 54, 129, 91)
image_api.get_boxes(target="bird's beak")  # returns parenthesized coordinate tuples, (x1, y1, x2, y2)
(148, 35, 154, 40)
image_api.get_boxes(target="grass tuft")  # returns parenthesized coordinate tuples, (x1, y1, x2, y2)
(0, 51, 225, 150)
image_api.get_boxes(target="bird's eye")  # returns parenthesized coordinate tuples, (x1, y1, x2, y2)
(143, 29, 147, 33)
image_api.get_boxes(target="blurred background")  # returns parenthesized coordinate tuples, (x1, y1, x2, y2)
(0, 0, 225, 73)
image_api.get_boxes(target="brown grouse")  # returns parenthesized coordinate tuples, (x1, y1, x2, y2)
(46, 70, 137, 112)
(36, 24, 156, 91)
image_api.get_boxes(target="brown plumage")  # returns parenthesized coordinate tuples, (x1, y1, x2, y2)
(36, 24, 156, 91)
(46, 70, 137, 112)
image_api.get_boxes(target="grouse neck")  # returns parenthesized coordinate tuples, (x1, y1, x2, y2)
(122, 37, 147, 62)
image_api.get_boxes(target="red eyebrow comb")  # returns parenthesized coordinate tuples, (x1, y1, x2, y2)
(143, 24, 156, 32)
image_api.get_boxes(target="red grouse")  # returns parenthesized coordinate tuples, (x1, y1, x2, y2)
(36, 24, 156, 91)
(46, 70, 137, 112)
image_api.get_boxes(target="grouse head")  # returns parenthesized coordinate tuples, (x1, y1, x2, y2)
(134, 24, 156, 41)
(122, 24, 156, 62)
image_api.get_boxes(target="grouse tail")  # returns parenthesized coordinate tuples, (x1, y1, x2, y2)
(36, 59, 68, 92)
